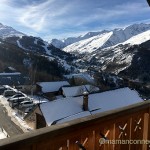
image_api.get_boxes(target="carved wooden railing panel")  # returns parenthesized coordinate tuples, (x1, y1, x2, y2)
(131, 111, 145, 150)
(95, 123, 114, 150)
(0, 101, 150, 150)
(115, 117, 130, 150)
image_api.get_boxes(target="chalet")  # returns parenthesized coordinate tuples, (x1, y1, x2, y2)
(25, 87, 143, 129)
(62, 84, 100, 97)
(36, 81, 70, 100)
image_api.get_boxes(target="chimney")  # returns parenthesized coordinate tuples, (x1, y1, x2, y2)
(83, 91, 89, 111)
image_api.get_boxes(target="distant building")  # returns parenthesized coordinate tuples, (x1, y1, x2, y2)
(0, 67, 30, 92)
(36, 81, 70, 100)
(25, 87, 143, 129)
(65, 73, 95, 85)
(0, 72, 29, 87)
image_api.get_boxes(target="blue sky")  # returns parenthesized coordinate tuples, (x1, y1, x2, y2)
(0, 0, 150, 40)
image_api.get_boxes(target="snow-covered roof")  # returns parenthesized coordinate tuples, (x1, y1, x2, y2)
(40, 97, 83, 125)
(8, 66, 16, 71)
(62, 84, 99, 97)
(37, 81, 70, 93)
(0, 72, 21, 76)
(57, 111, 91, 124)
(85, 84, 100, 92)
(88, 87, 143, 113)
(62, 85, 83, 97)
(39, 87, 143, 126)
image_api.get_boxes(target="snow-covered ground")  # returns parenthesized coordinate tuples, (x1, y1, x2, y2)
(0, 85, 49, 133)
(57, 58, 72, 71)
(0, 132, 7, 140)
(47, 56, 55, 61)
(0, 128, 7, 140)
(17, 40, 28, 51)
(0, 95, 33, 132)
(34, 38, 38, 45)
(42, 44, 51, 56)
(0, 85, 50, 133)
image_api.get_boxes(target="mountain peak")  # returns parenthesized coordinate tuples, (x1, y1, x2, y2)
(62, 23, 150, 53)
(124, 23, 150, 30)
(0, 23, 25, 38)
(51, 30, 110, 49)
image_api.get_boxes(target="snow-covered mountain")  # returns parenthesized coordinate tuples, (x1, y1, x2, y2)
(64, 31, 113, 53)
(0, 23, 25, 38)
(75, 29, 150, 75)
(0, 23, 76, 74)
(123, 30, 150, 45)
(50, 30, 109, 49)
(63, 23, 150, 53)
(1, 22, 150, 82)
(5, 35, 76, 72)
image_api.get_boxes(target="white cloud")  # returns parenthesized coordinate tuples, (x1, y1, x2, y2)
(19, 0, 54, 31)
(19, 0, 75, 31)
(0, 1, 21, 24)
(0, 0, 150, 40)
(75, 2, 150, 27)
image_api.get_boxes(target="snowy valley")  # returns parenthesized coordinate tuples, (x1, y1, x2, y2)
(1, 22, 150, 96)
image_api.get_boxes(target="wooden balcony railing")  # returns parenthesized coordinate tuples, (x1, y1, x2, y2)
(0, 100, 150, 150)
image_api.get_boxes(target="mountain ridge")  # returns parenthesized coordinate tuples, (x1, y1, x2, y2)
(50, 30, 109, 49)
(0, 23, 76, 77)
(0, 23, 25, 38)
(1, 22, 150, 83)
(62, 23, 150, 53)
